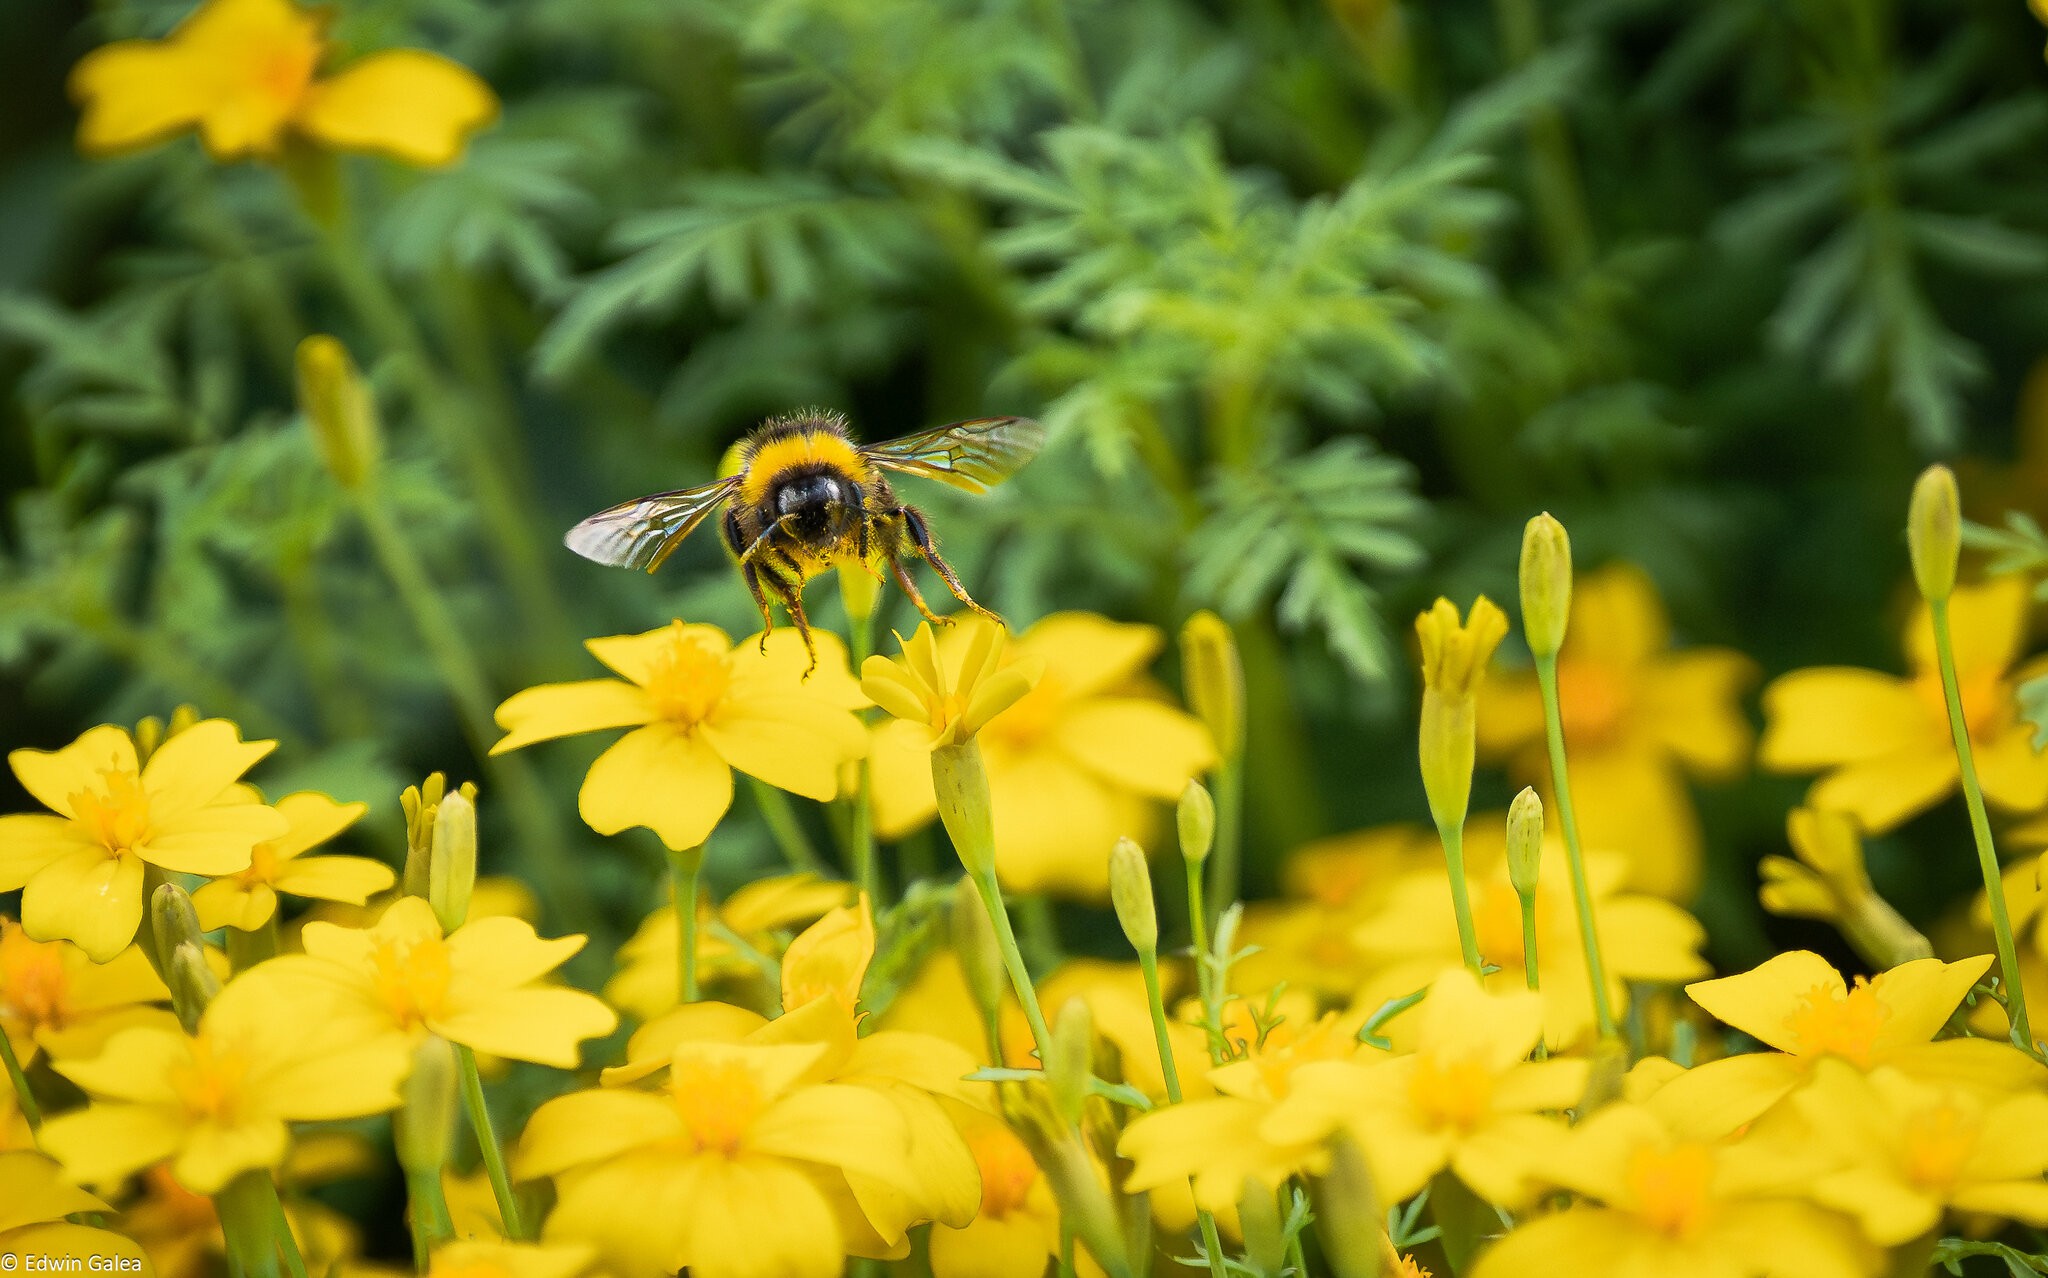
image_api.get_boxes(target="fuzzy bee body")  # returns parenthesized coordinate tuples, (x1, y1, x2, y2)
(566, 410, 1043, 673)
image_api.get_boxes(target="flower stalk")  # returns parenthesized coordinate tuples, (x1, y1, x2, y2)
(1183, 612, 1246, 926)
(936, 739, 1052, 1058)
(0, 1029, 41, 1130)
(668, 844, 706, 1005)
(394, 1037, 458, 1268)
(456, 1044, 528, 1241)
(1415, 597, 1507, 977)
(1179, 782, 1231, 1063)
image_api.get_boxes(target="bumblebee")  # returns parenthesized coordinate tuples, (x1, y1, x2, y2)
(566, 410, 1044, 670)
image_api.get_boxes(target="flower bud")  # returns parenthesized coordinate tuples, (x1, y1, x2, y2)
(169, 942, 220, 1034)
(950, 876, 1007, 1033)
(403, 775, 476, 901)
(1237, 1178, 1285, 1275)
(1180, 610, 1245, 761)
(296, 335, 381, 490)
(1908, 465, 1960, 603)
(1519, 513, 1573, 658)
(1109, 838, 1158, 955)
(1047, 999, 1094, 1126)
(1506, 787, 1544, 900)
(429, 789, 478, 933)
(150, 881, 204, 977)
(1178, 781, 1215, 866)
(1311, 1133, 1385, 1278)
(394, 1037, 459, 1178)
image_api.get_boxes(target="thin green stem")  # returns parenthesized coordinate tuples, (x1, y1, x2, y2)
(969, 865, 1051, 1059)
(216, 1172, 284, 1278)
(1139, 950, 1229, 1278)
(455, 1044, 527, 1240)
(265, 1181, 309, 1278)
(1534, 655, 1619, 1040)
(1433, 818, 1484, 977)
(847, 607, 880, 903)
(749, 779, 827, 877)
(1519, 891, 1546, 1061)
(404, 1168, 455, 1270)
(1197, 1213, 1230, 1278)
(1185, 865, 1229, 1064)
(669, 844, 706, 1004)
(0, 1029, 42, 1130)
(1206, 759, 1244, 929)
(1931, 598, 2034, 1051)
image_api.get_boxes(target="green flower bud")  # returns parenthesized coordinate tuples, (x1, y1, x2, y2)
(1181, 610, 1245, 760)
(393, 1036, 459, 1177)
(1237, 1178, 1286, 1275)
(1507, 786, 1544, 900)
(1109, 837, 1158, 955)
(932, 741, 998, 878)
(150, 881, 204, 972)
(429, 788, 478, 933)
(296, 335, 381, 490)
(169, 942, 220, 1034)
(1047, 999, 1094, 1126)
(1909, 464, 1960, 603)
(403, 774, 476, 901)
(1519, 512, 1573, 658)
(1178, 781, 1215, 866)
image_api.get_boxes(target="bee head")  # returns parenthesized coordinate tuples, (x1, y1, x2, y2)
(773, 470, 855, 543)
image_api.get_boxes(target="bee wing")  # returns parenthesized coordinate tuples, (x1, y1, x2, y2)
(861, 416, 1045, 494)
(564, 476, 740, 572)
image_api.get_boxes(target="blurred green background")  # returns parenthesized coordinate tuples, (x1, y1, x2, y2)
(5, 0, 2048, 974)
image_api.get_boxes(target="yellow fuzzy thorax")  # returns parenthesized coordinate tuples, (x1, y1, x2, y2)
(738, 430, 868, 508)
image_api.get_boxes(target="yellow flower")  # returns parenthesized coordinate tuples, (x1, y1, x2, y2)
(0, 919, 173, 1065)
(605, 873, 856, 1019)
(1656, 950, 2040, 1136)
(426, 1240, 594, 1278)
(1472, 1101, 1874, 1278)
(1759, 807, 1932, 968)
(517, 1036, 937, 1278)
(40, 967, 412, 1193)
(0, 1150, 153, 1274)
(0, 720, 287, 961)
(190, 792, 390, 933)
(261, 896, 616, 1068)
(1234, 825, 1440, 999)
(1415, 596, 1509, 834)
(1272, 968, 1587, 1207)
(928, 1108, 1062, 1278)
(69, 0, 497, 165)
(1760, 576, 2048, 833)
(493, 623, 868, 851)
(1351, 826, 1709, 1050)
(866, 613, 1215, 897)
(1481, 565, 1756, 899)
(1795, 1060, 2048, 1245)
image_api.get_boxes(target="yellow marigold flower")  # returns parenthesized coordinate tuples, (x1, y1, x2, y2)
(605, 873, 855, 1019)
(1350, 826, 1709, 1050)
(1, 918, 173, 1065)
(427, 1240, 593, 1278)
(494, 623, 867, 851)
(1796, 1060, 2048, 1245)
(517, 1036, 936, 1278)
(928, 1108, 1062, 1278)
(189, 792, 389, 932)
(1481, 564, 1756, 899)
(867, 613, 1215, 897)
(1761, 576, 2048, 833)
(1272, 968, 1587, 1207)
(0, 720, 287, 961)
(1472, 1101, 1875, 1278)
(1657, 950, 2041, 1136)
(0, 1150, 154, 1274)
(1760, 807, 1932, 968)
(69, 0, 497, 165)
(261, 896, 615, 1068)
(40, 967, 412, 1193)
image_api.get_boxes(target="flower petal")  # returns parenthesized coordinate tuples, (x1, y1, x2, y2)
(0, 815, 100, 892)
(579, 725, 733, 851)
(515, 1090, 683, 1179)
(40, 1102, 186, 1189)
(1904, 576, 2030, 678)
(174, 1116, 292, 1195)
(1759, 669, 1934, 769)
(586, 624, 730, 686)
(867, 720, 939, 839)
(270, 854, 395, 906)
(9, 726, 137, 819)
(141, 720, 277, 821)
(448, 917, 584, 990)
(434, 987, 617, 1068)
(23, 848, 146, 963)
(1687, 950, 1845, 1052)
(730, 629, 868, 709)
(701, 696, 866, 802)
(1054, 698, 1217, 798)
(1871, 954, 1993, 1050)
(1642, 649, 1757, 780)
(296, 50, 497, 167)
(1974, 725, 2048, 813)
(1012, 612, 1163, 700)
(1805, 746, 1958, 835)
(53, 1025, 190, 1103)
(492, 680, 656, 755)
(143, 802, 286, 876)
(681, 1156, 842, 1278)
(270, 791, 367, 859)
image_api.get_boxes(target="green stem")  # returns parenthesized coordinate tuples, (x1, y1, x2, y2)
(969, 865, 1052, 1060)
(1139, 950, 1230, 1278)
(749, 779, 827, 877)
(847, 607, 881, 903)
(1931, 598, 2034, 1051)
(1206, 758, 1245, 928)
(404, 1168, 455, 1270)
(669, 844, 705, 1004)
(0, 1029, 42, 1130)
(1534, 655, 1619, 1040)
(216, 1172, 284, 1278)
(455, 1044, 527, 1240)
(1197, 1213, 1230, 1278)
(1433, 818, 1484, 977)
(1519, 891, 1546, 1060)
(1185, 865, 1229, 1064)
(266, 1183, 309, 1278)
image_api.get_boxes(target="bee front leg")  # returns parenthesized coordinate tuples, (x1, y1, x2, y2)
(763, 552, 819, 679)
(888, 555, 950, 627)
(897, 504, 1003, 626)
(741, 562, 778, 640)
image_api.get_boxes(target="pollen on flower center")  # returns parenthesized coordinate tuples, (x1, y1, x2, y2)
(369, 934, 454, 1029)
(669, 1057, 768, 1155)
(68, 768, 154, 855)
(1783, 980, 1889, 1068)
(252, 42, 319, 104)
(1625, 1141, 1716, 1238)
(0, 925, 70, 1030)
(1406, 1052, 1496, 1131)
(1556, 660, 1630, 747)
(642, 632, 733, 729)
(170, 1037, 252, 1125)
(966, 1122, 1039, 1218)
(1902, 1101, 1980, 1192)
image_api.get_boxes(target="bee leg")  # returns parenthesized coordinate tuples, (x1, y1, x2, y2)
(742, 562, 778, 641)
(764, 552, 819, 679)
(737, 514, 800, 569)
(898, 504, 1003, 626)
(888, 555, 951, 627)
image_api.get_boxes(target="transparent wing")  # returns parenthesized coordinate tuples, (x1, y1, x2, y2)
(861, 416, 1045, 494)
(564, 477, 739, 572)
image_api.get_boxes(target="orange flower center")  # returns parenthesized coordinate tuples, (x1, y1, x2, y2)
(1783, 980, 1888, 1068)
(967, 1122, 1039, 1219)
(1625, 1141, 1716, 1238)
(1902, 1101, 1980, 1193)
(1913, 669, 2005, 742)
(250, 37, 320, 108)
(643, 634, 732, 729)
(1555, 660, 1633, 749)
(670, 1057, 768, 1156)
(369, 934, 454, 1029)
(1406, 1053, 1495, 1131)
(170, 1037, 251, 1125)
(68, 768, 153, 855)
(0, 924, 70, 1030)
